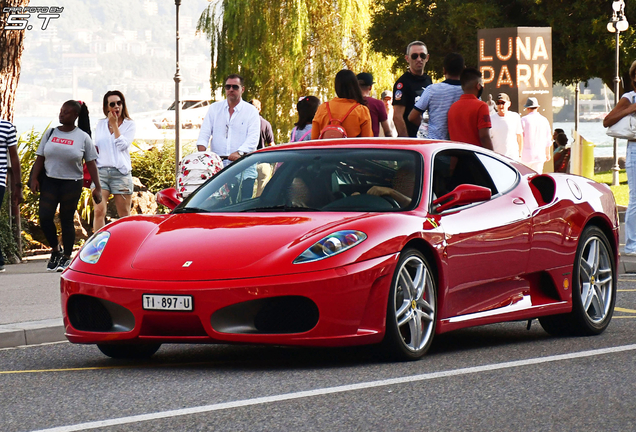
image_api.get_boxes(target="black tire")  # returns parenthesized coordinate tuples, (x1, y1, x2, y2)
(97, 343, 161, 359)
(382, 248, 436, 360)
(539, 226, 616, 336)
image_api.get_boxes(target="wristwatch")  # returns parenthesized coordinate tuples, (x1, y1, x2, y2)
(237, 151, 245, 157)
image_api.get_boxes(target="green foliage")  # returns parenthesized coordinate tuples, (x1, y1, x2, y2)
(130, 142, 195, 193)
(369, 0, 636, 89)
(18, 127, 49, 223)
(595, 169, 628, 207)
(197, 0, 400, 144)
(0, 194, 21, 262)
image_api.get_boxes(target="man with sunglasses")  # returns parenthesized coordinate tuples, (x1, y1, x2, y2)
(490, 93, 523, 161)
(197, 74, 260, 162)
(392, 41, 432, 138)
(197, 74, 260, 197)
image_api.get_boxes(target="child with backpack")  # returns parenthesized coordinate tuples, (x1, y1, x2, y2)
(311, 70, 373, 140)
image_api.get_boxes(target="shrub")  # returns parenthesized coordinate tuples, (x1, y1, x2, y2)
(0, 194, 21, 262)
(18, 127, 48, 224)
(130, 141, 195, 193)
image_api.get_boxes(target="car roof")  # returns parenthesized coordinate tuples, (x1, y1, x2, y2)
(261, 138, 480, 155)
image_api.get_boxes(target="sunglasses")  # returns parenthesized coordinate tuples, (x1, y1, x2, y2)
(410, 53, 427, 60)
(225, 84, 241, 91)
(496, 101, 506, 105)
(109, 100, 123, 108)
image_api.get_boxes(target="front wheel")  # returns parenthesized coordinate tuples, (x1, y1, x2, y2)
(539, 226, 616, 336)
(382, 248, 436, 360)
(97, 343, 161, 359)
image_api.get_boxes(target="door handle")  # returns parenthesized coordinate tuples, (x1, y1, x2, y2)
(512, 197, 525, 205)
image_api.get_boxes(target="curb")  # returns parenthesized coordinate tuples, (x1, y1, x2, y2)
(0, 319, 65, 349)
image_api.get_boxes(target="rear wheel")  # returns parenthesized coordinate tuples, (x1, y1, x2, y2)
(539, 226, 616, 336)
(382, 249, 436, 360)
(97, 343, 161, 359)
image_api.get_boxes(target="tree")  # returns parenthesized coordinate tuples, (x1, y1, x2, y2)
(0, 0, 30, 122)
(369, 0, 636, 90)
(197, 0, 399, 143)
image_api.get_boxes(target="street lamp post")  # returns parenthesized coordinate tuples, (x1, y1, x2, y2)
(174, 0, 182, 188)
(608, 0, 629, 186)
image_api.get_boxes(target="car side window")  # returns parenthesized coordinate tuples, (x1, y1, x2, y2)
(432, 149, 498, 199)
(475, 154, 519, 196)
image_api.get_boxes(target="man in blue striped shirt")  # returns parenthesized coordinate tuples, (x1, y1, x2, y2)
(0, 118, 22, 271)
(408, 53, 464, 140)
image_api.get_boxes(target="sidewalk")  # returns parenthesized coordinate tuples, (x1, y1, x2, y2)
(0, 256, 66, 348)
(1, 217, 635, 349)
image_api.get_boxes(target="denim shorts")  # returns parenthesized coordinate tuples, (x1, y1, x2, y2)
(95, 167, 133, 195)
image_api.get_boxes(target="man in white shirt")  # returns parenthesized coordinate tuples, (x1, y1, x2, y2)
(520, 97, 552, 173)
(490, 93, 523, 161)
(197, 74, 260, 199)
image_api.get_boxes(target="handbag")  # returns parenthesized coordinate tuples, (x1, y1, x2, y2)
(82, 164, 92, 188)
(82, 146, 99, 189)
(607, 95, 636, 140)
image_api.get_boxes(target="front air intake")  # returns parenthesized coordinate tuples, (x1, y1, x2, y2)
(67, 295, 134, 332)
(211, 296, 319, 334)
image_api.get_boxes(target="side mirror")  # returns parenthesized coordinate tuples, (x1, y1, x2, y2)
(156, 188, 181, 210)
(432, 184, 492, 213)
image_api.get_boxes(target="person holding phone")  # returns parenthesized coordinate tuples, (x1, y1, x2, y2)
(92, 90, 136, 231)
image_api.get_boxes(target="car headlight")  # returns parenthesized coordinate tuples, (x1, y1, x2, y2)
(79, 231, 110, 264)
(293, 230, 367, 264)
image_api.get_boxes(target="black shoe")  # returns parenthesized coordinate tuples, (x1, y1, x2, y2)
(0, 265, 5, 272)
(47, 251, 62, 272)
(57, 255, 72, 272)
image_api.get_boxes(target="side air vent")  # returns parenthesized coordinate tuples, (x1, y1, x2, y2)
(529, 175, 556, 206)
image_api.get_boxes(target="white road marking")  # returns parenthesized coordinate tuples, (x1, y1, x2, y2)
(32, 343, 636, 432)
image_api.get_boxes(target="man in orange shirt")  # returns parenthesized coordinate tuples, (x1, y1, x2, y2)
(447, 68, 493, 150)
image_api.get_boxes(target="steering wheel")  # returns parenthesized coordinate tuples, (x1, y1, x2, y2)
(381, 195, 401, 209)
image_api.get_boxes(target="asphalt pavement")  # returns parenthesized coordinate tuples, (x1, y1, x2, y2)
(1, 216, 635, 349)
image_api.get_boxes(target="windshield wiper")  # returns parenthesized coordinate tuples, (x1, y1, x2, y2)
(241, 205, 321, 212)
(173, 207, 209, 214)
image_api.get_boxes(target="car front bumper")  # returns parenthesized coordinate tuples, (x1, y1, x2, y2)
(61, 254, 398, 348)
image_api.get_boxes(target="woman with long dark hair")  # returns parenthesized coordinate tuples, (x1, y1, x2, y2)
(30, 100, 102, 271)
(311, 70, 373, 139)
(92, 90, 136, 231)
(290, 96, 320, 142)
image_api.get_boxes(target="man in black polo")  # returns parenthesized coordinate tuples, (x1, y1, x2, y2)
(393, 41, 433, 137)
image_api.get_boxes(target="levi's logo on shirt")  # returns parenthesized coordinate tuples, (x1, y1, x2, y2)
(51, 137, 74, 146)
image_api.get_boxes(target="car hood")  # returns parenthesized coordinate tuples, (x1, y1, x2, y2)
(73, 212, 413, 281)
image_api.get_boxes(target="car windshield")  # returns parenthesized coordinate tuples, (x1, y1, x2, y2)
(179, 148, 422, 213)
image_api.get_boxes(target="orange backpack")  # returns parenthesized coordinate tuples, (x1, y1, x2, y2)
(318, 102, 359, 139)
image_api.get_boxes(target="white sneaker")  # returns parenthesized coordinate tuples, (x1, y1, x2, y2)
(623, 251, 636, 257)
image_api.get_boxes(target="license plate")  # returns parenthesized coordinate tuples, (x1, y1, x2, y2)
(142, 294, 193, 311)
